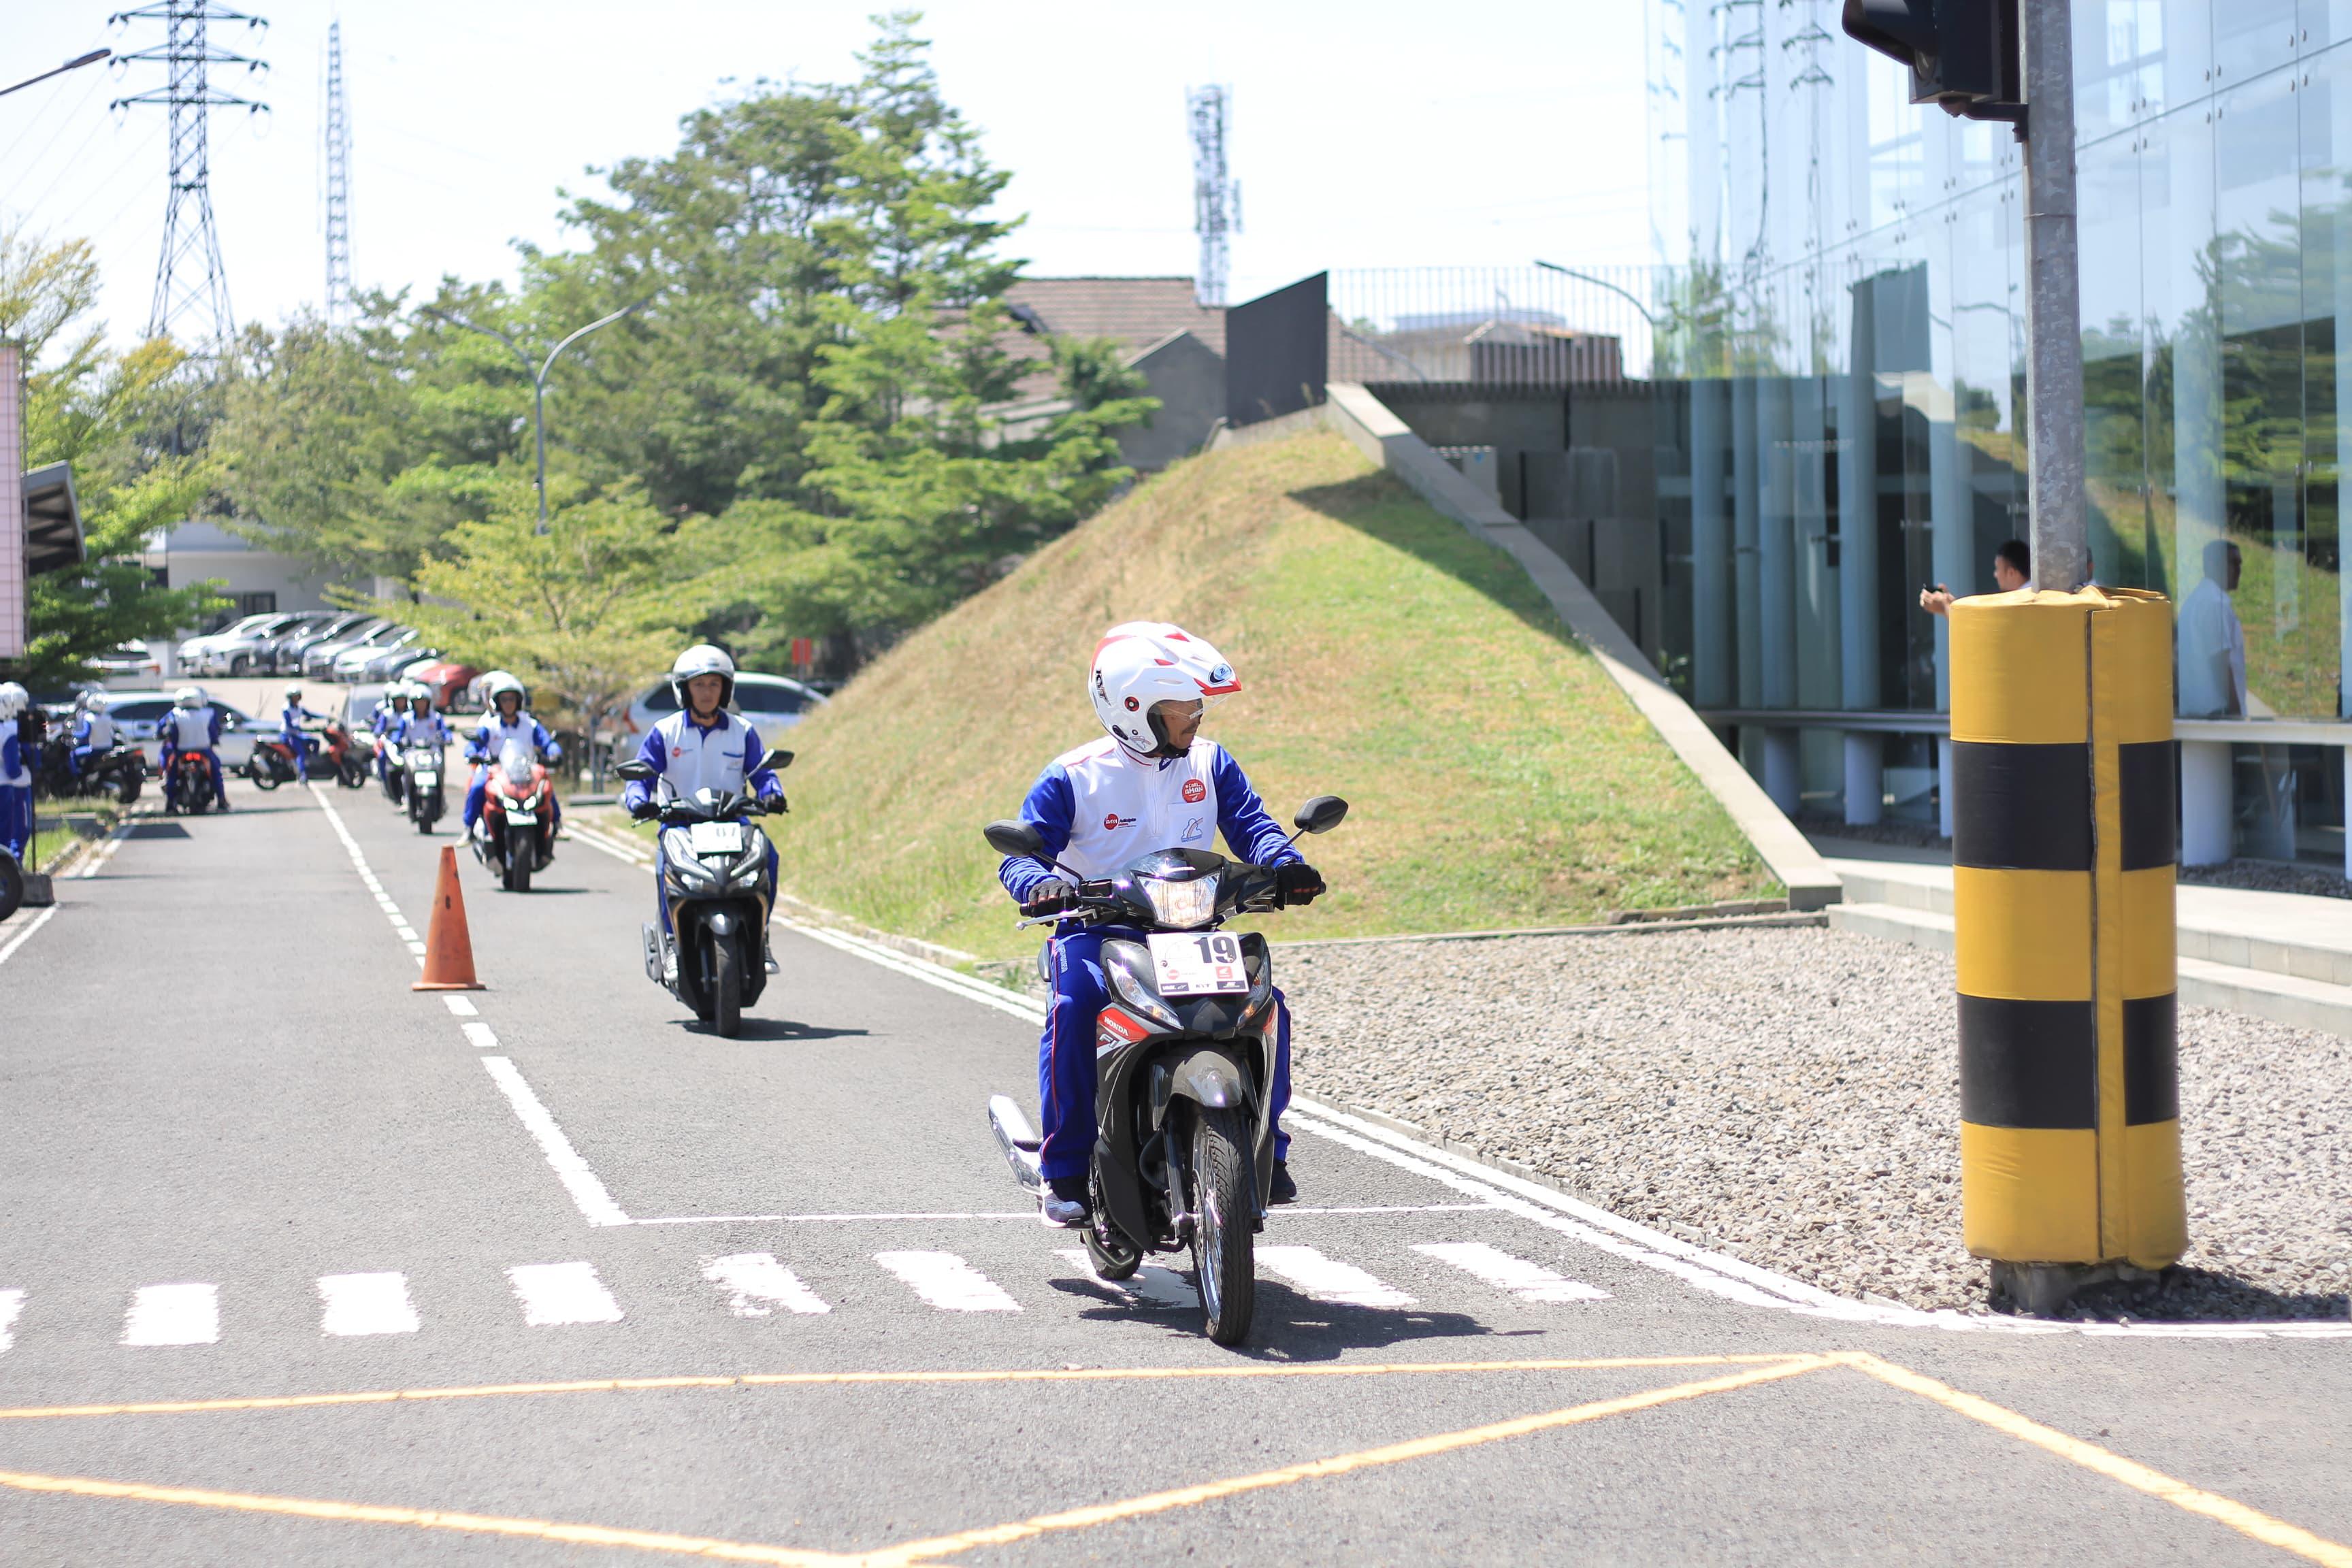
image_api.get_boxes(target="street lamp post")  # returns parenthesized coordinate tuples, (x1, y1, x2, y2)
(0, 48, 110, 99)
(421, 300, 644, 531)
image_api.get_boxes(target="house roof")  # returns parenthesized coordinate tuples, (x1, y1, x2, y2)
(998, 276, 1226, 402)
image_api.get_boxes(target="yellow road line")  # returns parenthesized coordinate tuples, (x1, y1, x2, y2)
(0, 1356, 1792, 1422)
(1841, 1352, 2352, 1568)
(0, 1467, 853, 1566)
(853, 1354, 1835, 1567)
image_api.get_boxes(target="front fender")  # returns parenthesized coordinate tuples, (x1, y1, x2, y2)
(1163, 1045, 1256, 1111)
(704, 909, 738, 938)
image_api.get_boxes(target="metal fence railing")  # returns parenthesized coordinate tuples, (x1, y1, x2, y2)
(1327, 265, 1667, 385)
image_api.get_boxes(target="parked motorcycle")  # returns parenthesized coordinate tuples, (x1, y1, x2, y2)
(472, 736, 557, 892)
(34, 740, 144, 805)
(983, 794, 1348, 1348)
(166, 749, 221, 815)
(246, 722, 367, 791)
(613, 750, 790, 1039)
(403, 742, 445, 834)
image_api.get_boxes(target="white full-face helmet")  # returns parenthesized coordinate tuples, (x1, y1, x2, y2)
(1088, 622, 1240, 762)
(174, 685, 206, 709)
(669, 644, 736, 713)
(0, 682, 26, 719)
(483, 671, 525, 713)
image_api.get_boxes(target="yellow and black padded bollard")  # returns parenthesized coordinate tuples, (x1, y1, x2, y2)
(1946, 586, 2183, 1313)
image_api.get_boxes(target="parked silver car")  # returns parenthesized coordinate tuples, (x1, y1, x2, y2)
(201, 612, 331, 676)
(274, 611, 373, 674)
(620, 671, 826, 747)
(176, 613, 281, 675)
(306, 619, 397, 679)
(334, 626, 420, 681)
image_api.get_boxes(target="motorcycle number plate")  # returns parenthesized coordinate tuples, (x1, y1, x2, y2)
(415, 771, 438, 787)
(505, 808, 537, 825)
(1147, 932, 1249, 996)
(688, 821, 745, 855)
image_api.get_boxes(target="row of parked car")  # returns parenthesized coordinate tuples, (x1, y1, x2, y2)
(176, 611, 478, 703)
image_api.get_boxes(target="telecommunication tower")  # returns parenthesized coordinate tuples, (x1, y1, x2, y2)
(109, 1, 270, 349)
(1188, 85, 1239, 308)
(323, 20, 353, 324)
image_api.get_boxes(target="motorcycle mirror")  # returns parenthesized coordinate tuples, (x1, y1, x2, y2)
(983, 819, 1047, 862)
(613, 760, 655, 783)
(762, 748, 794, 772)
(1293, 795, 1349, 835)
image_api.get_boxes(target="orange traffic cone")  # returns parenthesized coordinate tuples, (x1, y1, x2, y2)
(412, 845, 487, 991)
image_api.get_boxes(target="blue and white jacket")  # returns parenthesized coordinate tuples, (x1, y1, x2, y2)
(159, 706, 225, 755)
(468, 713, 559, 765)
(397, 712, 453, 748)
(0, 717, 27, 789)
(620, 709, 781, 813)
(996, 735, 1298, 903)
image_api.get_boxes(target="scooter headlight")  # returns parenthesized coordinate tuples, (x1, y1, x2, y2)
(1102, 940, 1181, 1030)
(1138, 872, 1218, 930)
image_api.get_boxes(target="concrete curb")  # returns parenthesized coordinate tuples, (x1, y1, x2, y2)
(1253, 385, 1842, 913)
(1273, 911, 1828, 949)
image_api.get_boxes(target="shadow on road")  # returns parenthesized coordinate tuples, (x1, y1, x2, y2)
(674, 1017, 875, 1042)
(1049, 1274, 1503, 1358)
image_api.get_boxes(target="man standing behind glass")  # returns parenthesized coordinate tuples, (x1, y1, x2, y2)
(2176, 539, 2247, 718)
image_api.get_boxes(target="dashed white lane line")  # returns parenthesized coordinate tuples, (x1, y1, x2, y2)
(478, 1056, 630, 1228)
(1056, 1249, 1195, 1311)
(875, 1251, 1021, 1313)
(122, 1283, 219, 1347)
(702, 1253, 832, 1318)
(1256, 1245, 1417, 1308)
(317, 1272, 421, 1337)
(74, 813, 137, 879)
(505, 1262, 623, 1326)
(1416, 1242, 1608, 1304)
(461, 1022, 498, 1051)
(442, 995, 478, 1017)
(310, 785, 427, 966)
(0, 1290, 21, 1350)
(0, 906, 59, 968)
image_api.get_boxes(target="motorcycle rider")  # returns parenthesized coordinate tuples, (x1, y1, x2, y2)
(397, 682, 450, 749)
(0, 683, 31, 861)
(69, 691, 117, 781)
(159, 685, 229, 813)
(462, 672, 562, 845)
(278, 682, 327, 783)
(370, 682, 406, 789)
(996, 623, 1325, 1226)
(622, 644, 786, 938)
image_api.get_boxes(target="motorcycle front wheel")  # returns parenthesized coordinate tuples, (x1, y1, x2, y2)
(248, 763, 280, 792)
(506, 847, 530, 893)
(338, 759, 367, 789)
(1189, 1106, 1257, 1346)
(710, 929, 742, 1038)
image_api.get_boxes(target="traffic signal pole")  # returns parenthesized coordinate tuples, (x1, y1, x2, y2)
(2019, 0, 2090, 592)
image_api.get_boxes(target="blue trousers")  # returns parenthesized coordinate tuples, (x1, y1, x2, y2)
(162, 749, 227, 808)
(69, 745, 97, 778)
(1036, 926, 1290, 1184)
(282, 730, 312, 781)
(0, 784, 29, 860)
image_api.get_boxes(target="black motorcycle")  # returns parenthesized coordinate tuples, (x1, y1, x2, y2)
(614, 750, 790, 1039)
(34, 739, 144, 805)
(983, 794, 1346, 1346)
(403, 742, 446, 833)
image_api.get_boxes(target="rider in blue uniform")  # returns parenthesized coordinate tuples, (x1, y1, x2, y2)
(622, 644, 785, 937)
(0, 683, 31, 861)
(69, 691, 117, 781)
(159, 687, 229, 813)
(463, 672, 562, 841)
(278, 683, 327, 782)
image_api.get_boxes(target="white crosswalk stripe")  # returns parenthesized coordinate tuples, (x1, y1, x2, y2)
(122, 1282, 220, 1346)
(506, 1261, 625, 1326)
(704, 1253, 831, 1317)
(1055, 1249, 1194, 1311)
(318, 1272, 423, 1336)
(1256, 1245, 1417, 1307)
(875, 1250, 1020, 1313)
(0, 1289, 21, 1351)
(1414, 1242, 1608, 1303)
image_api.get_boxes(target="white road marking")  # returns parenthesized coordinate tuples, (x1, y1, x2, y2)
(1055, 1249, 1194, 1311)
(702, 1253, 831, 1317)
(310, 785, 427, 967)
(0, 1289, 21, 1350)
(875, 1251, 1020, 1313)
(75, 815, 136, 879)
(506, 1261, 624, 1326)
(122, 1283, 219, 1346)
(461, 1022, 498, 1051)
(785, 922, 1045, 1022)
(1256, 1245, 1417, 1307)
(633, 1210, 1039, 1226)
(0, 906, 59, 968)
(317, 1272, 421, 1337)
(442, 996, 478, 1017)
(478, 1056, 630, 1227)
(1415, 1241, 1609, 1304)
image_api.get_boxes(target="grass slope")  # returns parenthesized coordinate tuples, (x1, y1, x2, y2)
(770, 430, 1774, 961)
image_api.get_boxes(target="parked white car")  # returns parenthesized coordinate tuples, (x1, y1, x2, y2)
(101, 691, 276, 768)
(176, 613, 280, 675)
(621, 671, 826, 745)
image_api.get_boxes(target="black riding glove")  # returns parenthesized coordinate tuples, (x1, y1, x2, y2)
(627, 797, 659, 821)
(1275, 862, 1326, 906)
(759, 792, 788, 815)
(1021, 884, 1077, 919)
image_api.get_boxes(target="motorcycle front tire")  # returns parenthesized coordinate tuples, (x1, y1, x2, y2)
(1083, 1166, 1142, 1281)
(1190, 1106, 1257, 1347)
(248, 762, 280, 792)
(506, 847, 530, 893)
(339, 758, 366, 789)
(711, 929, 742, 1038)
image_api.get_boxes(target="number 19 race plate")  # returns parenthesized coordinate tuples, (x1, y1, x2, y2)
(1147, 932, 1249, 996)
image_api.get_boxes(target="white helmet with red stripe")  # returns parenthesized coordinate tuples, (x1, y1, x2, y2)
(1089, 622, 1240, 761)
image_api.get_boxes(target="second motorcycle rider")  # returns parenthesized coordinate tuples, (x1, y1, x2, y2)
(996, 622, 1325, 1226)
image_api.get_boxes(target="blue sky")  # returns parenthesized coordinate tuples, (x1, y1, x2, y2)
(2, 1, 1652, 346)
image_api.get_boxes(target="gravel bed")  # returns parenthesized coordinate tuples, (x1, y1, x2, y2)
(1281, 925, 2352, 1321)
(2179, 858, 2351, 901)
(1792, 812, 1948, 851)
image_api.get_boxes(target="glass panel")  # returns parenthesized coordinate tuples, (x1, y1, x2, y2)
(2302, 54, 2351, 717)
(2082, 129, 2161, 589)
(2214, 0, 2298, 84)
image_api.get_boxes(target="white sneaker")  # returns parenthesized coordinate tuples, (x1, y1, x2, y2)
(1039, 1191, 1087, 1228)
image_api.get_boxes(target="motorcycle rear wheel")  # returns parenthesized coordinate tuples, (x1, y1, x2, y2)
(248, 765, 280, 792)
(711, 930, 742, 1037)
(338, 760, 367, 789)
(1189, 1107, 1257, 1346)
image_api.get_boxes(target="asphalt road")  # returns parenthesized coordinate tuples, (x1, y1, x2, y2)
(3, 777, 2349, 1566)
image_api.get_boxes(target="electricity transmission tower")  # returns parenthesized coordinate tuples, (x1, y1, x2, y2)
(1188, 85, 1238, 307)
(323, 20, 352, 324)
(109, 1, 270, 349)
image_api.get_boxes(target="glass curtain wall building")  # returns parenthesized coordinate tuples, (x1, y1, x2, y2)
(1646, 0, 2349, 868)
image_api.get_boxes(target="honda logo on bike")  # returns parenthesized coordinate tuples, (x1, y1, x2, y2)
(1096, 1006, 1150, 1054)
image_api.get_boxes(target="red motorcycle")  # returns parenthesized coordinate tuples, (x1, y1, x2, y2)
(473, 737, 556, 892)
(165, 749, 223, 815)
(246, 721, 367, 790)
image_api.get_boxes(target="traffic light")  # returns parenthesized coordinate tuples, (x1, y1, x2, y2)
(1842, 0, 2023, 125)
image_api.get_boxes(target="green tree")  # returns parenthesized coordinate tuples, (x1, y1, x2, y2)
(1, 229, 223, 688)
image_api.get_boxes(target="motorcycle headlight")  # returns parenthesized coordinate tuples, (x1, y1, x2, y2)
(1138, 872, 1218, 930)
(1102, 940, 1181, 1030)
